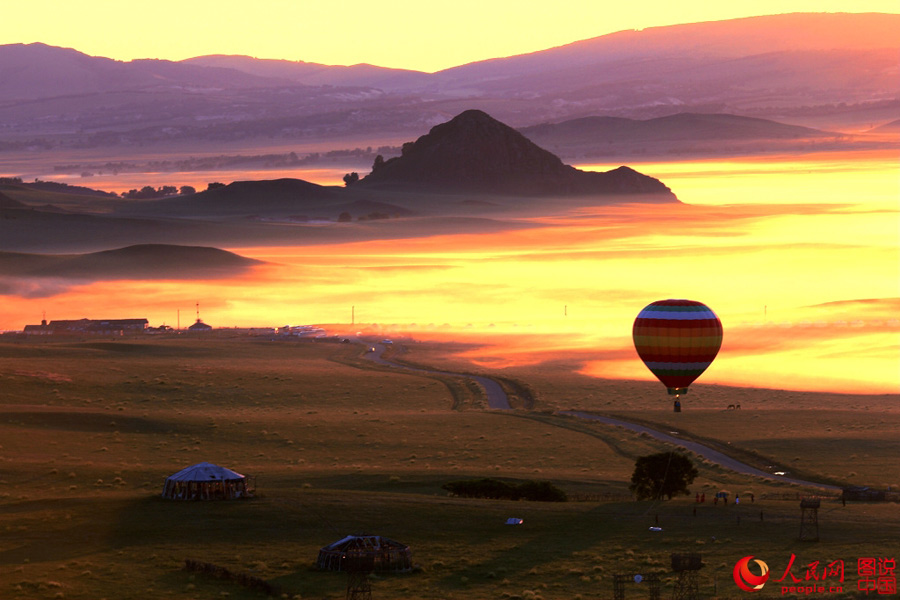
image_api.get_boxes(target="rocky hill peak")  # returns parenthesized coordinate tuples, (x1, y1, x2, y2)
(359, 109, 676, 199)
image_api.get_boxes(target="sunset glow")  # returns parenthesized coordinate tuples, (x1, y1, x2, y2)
(4, 7, 900, 599)
(4, 153, 897, 394)
(5, 2, 900, 71)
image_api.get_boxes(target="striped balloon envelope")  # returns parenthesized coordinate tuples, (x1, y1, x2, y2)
(632, 299, 723, 397)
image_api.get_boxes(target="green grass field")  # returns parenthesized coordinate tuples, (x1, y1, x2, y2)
(1, 335, 897, 599)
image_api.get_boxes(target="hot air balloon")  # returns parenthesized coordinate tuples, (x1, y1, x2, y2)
(633, 299, 722, 408)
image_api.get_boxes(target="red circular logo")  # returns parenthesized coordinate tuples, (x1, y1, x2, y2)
(733, 556, 770, 592)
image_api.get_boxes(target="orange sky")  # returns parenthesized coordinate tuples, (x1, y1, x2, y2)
(4, 2, 899, 71)
(2, 154, 897, 394)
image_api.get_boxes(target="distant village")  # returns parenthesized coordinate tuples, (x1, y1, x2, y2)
(12, 318, 330, 338)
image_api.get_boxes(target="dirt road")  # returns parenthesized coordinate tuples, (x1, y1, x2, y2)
(361, 342, 840, 491)
(362, 342, 511, 409)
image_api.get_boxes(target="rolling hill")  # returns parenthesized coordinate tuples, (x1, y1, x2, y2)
(0, 190, 27, 209)
(183, 54, 430, 90)
(0, 43, 287, 102)
(521, 113, 836, 144)
(0, 244, 262, 280)
(0, 13, 897, 152)
(517, 113, 845, 157)
(0, 110, 678, 255)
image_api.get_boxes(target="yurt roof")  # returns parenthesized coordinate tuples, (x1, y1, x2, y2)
(166, 462, 245, 482)
(321, 535, 408, 552)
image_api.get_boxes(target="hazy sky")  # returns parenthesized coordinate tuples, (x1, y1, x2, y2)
(6, 0, 898, 71)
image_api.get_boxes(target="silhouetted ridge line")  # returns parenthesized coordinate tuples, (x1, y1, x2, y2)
(520, 113, 836, 144)
(0, 190, 27, 209)
(359, 109, 677, 198)
(0, 244, 262, 279)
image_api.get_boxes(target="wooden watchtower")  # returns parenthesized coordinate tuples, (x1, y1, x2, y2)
(612, 573, 661, 600)
(345, 554, 374, 600)
(671, 553, 703, 600)
(799, 498, 820, 541)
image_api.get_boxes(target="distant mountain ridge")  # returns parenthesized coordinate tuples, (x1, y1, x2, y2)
(517, 113, 844, 157)
(0, 42, 287, 101)
(183, 14, 898, 91)
(115, 110, 676, 216)
(520, 113, 836, 144)
(183, 55, 429, 90)
(0, 108, 678, 259)
(0, 12, 897, 147)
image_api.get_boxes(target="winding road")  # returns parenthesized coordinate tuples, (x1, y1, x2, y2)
(560, 411, 841, 492)
(362, 342, 510, 409)
(360, 341, 840, 491)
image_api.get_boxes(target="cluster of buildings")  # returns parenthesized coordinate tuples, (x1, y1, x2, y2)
(24, 318, 152, 335)
(21, 317, 212, 336)
(16, 318, 323, 338)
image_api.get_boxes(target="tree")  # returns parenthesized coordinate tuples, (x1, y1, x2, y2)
(206, 182, 226, 191)
(342, 172, 359, 186)
(179, 185, 196, 196)
(629, 452, 698, 500)
(371, 154, 385, 172)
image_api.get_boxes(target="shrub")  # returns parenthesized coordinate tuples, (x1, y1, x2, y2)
(441, 478, 566, 502)
(516, 480, 567, 502)
(442, 478, 518, 500)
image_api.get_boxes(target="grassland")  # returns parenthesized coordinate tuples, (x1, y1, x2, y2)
(0, 335, 897, 600)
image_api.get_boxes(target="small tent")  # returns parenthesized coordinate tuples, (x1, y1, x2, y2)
(162, 462, 252, 500)
(188, 319, 212, 332)
(316, 535, 413, 572)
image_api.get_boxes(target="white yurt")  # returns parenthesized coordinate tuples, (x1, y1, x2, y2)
(162, 462, 252, 500)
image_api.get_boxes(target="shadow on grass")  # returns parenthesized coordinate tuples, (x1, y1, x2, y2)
(425, 498, 836, 592)
(0, 410, 202, 434)
(106, 495, 312, 549)
(0, 494, 306, 566)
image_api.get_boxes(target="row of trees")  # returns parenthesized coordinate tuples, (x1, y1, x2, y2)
(0, 177, 229, 199)
(120, 182, 225, 199)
